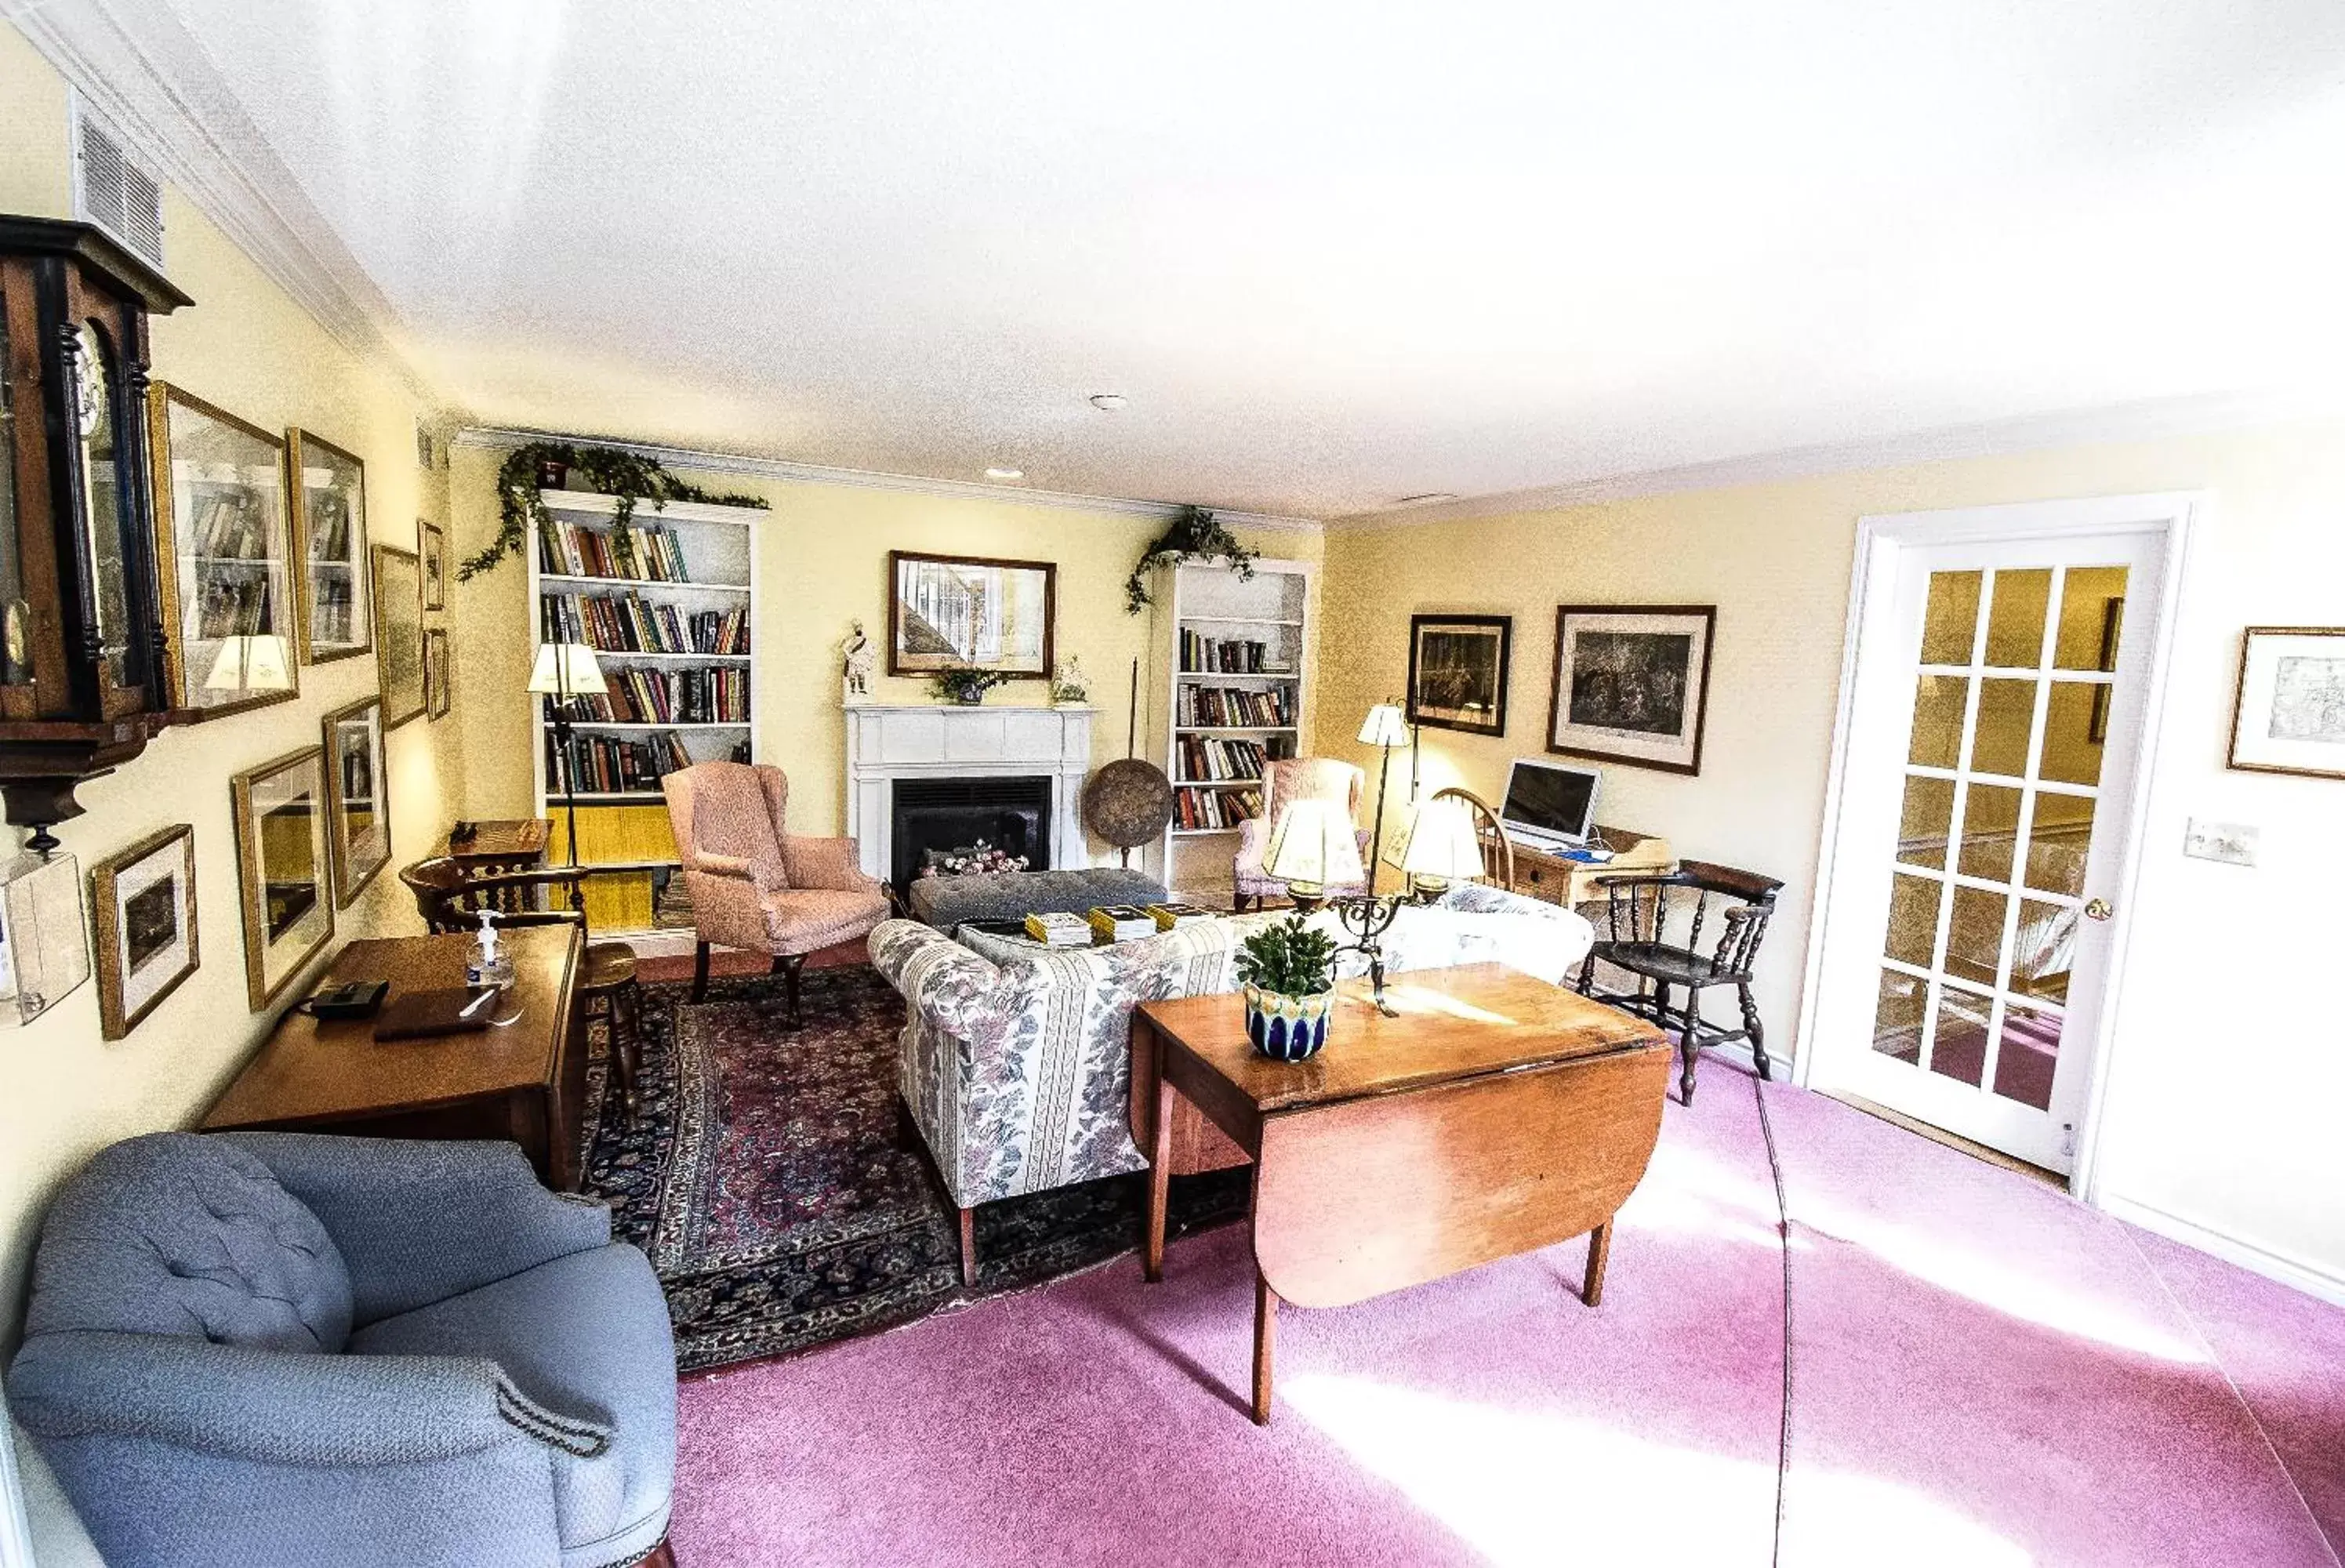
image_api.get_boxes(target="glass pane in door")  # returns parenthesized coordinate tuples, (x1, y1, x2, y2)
(1868, 564, 2127, 1111)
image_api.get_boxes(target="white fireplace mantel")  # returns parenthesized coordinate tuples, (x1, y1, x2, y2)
(843, 704, 1097, 881)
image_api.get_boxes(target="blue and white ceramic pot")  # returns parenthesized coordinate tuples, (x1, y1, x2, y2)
(1244, 984, 1333, 1062)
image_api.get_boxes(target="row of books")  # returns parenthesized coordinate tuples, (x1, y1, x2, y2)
(541, 593, 751, 655)
(546, 731, 694, 796)
(1176, 735, 1269, 782)
(1021, 903, 1214, 948)
(548, 662, 749, 725)
(189, 487, 272, 561)
(1174, 786, 1264, 832)
(1179, 630, 1288, 674)
(1178, 684, 1295, 727)
(539, 518, 692, 583)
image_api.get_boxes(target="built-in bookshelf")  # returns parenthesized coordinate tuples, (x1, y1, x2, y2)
(528, 491, 761, 940)
(1156, 557, 1315, 899)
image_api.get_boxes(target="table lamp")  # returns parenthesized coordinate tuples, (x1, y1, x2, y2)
(1356, 701, 1410, 891)
(1264, 797, 1367, 910)
(527, 641, 608, 890)
(1397, 796, 1486, 899)
(203, 633, 293, 696)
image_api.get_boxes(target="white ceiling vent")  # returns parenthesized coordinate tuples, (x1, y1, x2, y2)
(71, 96, 165, 271)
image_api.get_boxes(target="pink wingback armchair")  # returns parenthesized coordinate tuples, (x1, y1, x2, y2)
(1231, 757, 1373, 910)
(662, 762, 891, 1025)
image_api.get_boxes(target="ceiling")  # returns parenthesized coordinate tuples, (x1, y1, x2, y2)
(85, 2, 2345, 516)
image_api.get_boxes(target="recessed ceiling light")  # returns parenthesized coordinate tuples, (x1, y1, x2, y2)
(1394, 492, 1459, 507)
(1088, 394, 1127, 411)
(984, 466, 1025, 481)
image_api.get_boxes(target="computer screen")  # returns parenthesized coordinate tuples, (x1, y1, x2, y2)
(1500, 759, 1599, 844)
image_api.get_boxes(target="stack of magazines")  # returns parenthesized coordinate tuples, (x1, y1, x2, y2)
(1146, 903, 1214, 930)
(1086, 905, 1158, 944)
(1022, 912, 1091, 948)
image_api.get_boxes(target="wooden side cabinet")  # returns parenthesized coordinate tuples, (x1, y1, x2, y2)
(1506, 825, 1674, 911)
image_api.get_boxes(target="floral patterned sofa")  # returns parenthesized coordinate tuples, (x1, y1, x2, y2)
(868, 882, 1595, 1284)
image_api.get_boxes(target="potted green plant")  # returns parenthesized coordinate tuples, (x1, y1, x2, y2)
(1233, 916, 1341, 1061)
(931, 667, 1011, 705)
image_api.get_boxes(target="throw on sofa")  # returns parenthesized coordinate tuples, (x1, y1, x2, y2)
(869, 881, 1594, 1285)
(7, 1132, 677, 1568)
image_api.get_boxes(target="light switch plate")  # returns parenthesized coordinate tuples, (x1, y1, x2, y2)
(2183, 818, 2258, 866)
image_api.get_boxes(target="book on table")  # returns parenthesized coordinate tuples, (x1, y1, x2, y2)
(1146, 903, 1215, 930)
(1023, 912, 1092, 948)
(1087, 905, 1158, 943)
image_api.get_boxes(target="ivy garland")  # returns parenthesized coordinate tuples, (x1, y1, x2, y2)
(1123, 506, 1258, 614)
(456, 441, 769, 582)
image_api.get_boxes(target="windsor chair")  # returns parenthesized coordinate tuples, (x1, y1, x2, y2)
(1576, 860, 1781, 1105)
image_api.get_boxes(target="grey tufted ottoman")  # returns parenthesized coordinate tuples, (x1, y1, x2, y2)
(906, 867, 1170, 929)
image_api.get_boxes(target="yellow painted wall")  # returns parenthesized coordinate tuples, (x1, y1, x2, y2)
(446, 446, 1321, 858)
(1318, 417, 2345, 1286)
(0, 26, 462, 1343)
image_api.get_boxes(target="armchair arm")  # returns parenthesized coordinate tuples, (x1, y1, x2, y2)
(869, 919, 1011, 1038)
(216, 1134, 611, 1325)
(685, 849, 786, 894)
(784, 833, 881, 893)
(8, 1331, 608, 1466)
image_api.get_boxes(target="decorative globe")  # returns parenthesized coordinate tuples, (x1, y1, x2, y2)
(1081, 758, 1175, 851)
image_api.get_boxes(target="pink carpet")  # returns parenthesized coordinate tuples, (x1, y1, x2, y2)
(670, 1064, 2345, 1566)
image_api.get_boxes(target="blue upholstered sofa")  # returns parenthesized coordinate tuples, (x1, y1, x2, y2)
(6, 1131, 676, 1568)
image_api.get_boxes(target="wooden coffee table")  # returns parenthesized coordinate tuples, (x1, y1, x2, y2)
(1134, 962, 1671, 1423)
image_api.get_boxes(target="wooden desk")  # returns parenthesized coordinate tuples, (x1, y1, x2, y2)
(1132, 964, 1670, 1423)
(204, 927, 588, 1189)
(1507, 823, 1674, 911)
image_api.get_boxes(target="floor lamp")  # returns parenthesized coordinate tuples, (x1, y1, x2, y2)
(528, 641, 608, 909)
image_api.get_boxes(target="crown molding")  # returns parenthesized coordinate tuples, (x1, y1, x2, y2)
(1332, 387, 2343, 531)
(11, 0, 436, 402)
(450, 426, 1324, 533)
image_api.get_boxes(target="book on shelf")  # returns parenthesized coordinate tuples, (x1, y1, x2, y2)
(1022, 911, 1091, 948)
(545, 731, 694, 796)
(1085, 905, 1157, 944)
(1177, 683, 1295, 727)
(1172, 786, 1265, 832)
(538, 517, 692, 583)
(1178, 629, 1291, 674)
(1176, 735, 1270, 782)
(189, 487, 269, 561)
(539, 591, 750, 655)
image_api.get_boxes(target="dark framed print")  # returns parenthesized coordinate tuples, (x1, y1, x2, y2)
(321, 695, 390, 907)
(419, 518, 448, 612)
(1407, 614, 1512, 737)
(372, 543, 426, 727)
(147, 383, 299, 717)
(285, 427, 371, 664)
(91, 824, 198, 1039)
(1547, 604, 1716, 775)
(2087, 596, 2124, 743)
(230, 746, 334, 1008)
(2229, 626, 2345, 780)
(423, 627, 452, 720)
(887, 550, 1055, 677)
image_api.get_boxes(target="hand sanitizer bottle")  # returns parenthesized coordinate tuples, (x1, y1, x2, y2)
(466, 908, 514, 989)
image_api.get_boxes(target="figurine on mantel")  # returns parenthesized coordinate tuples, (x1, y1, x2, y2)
(1050, 655, 1090, 708)
(840, 619, 875, 705)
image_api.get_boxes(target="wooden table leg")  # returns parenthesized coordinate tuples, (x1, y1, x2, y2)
(1145, 1066, 1174, 1283)
(1253, 1270, 1280, 1426)
(1583, 1219, 1613, 1308)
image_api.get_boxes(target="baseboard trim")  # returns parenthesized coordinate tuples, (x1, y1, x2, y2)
(2101, 1192, 2345, 1308)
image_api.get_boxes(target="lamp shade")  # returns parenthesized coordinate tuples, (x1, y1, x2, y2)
(1265, 798, 1366, 890)
(203, 633, 293, 693)
(1357, 702, 1410, 748)
(1399, 797, 1486, 884)
(527, 641, 608, 697)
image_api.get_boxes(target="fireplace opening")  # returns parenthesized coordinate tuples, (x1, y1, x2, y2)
(889, 775, 1052, 900)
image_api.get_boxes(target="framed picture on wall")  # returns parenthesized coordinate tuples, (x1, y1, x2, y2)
(419, 519, 448, 612)
(147, 383, 299, 717)
(321, 695, 390, 907)
(2228, 626, 2345, 781)
(887, 550, 1055, 677)
(230, 746, 335, 1009)
(1546, 604, 1716, 775)
(1407, 614, 1512, 738)
(372, 544, 426, 727)
(423, 627, 452, 720)
(284, 428, 371, 664)
(90, 824, 198, 1040)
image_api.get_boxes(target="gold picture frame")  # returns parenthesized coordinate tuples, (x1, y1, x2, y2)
(285, 427, 372, 664)
(231, 745, 334, 1009)
(147, 383, 299, 718)
(90, 823, 198, 1040)
(321, 695, 390, 907)
(419, 518, 448, 612)
(373, 543, 426, 728)
(423, 627, 452, 720)
(2228, 626, 2345, 781)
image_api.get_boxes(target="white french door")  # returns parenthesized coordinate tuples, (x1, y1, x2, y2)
(1806, 498, 2183, 1174)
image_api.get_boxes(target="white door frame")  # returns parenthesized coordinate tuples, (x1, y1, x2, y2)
(1793, 492, 2201, 1200)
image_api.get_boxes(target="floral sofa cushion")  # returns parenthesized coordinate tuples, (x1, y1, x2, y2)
(869, 884, 1594, 1210)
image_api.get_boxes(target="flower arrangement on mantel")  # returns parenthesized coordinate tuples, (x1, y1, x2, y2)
(456, 440, 768, 582)
(1123, 506, 1258, 613)
(929, 666, 1013, 704)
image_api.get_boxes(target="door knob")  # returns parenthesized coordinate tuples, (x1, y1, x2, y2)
(2084, 897, 2113, 922)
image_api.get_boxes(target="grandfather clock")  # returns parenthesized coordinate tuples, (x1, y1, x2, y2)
(0, 216, 190, 850)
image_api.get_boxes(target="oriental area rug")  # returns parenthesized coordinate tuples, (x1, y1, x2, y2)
(583, 963, 1247, 1372)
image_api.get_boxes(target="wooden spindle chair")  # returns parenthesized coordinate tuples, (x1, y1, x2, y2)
(1429, 786, 1514, 891)
(1576, 859, 1782, 1105)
